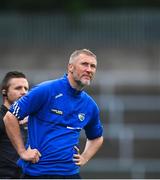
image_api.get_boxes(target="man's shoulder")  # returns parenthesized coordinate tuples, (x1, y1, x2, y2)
(31, 77, 64, 96)
(38, 77, 63, 87)
(82, 91, 97, 105)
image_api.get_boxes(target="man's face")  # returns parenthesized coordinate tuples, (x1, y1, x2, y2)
(6, 78, 29, 104)
(70, 54, 97, 88)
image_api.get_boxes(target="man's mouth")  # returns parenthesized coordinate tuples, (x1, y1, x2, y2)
(82, 75, 91, 80)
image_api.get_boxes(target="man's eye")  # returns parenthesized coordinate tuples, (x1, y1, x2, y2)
(82, 62, 88, 66)
(91, 64, 96, 68)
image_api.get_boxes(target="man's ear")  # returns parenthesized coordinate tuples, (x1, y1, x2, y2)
(68, 63, 74, 73)
(2, 89, 7, 96)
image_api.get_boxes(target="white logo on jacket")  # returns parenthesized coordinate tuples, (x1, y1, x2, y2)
(55, 93, 63, 99)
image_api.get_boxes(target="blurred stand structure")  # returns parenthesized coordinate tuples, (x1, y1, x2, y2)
(0, 5, 160, 179)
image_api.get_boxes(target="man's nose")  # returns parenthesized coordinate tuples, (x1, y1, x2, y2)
(86, 65, 92, 72)
(21, 88, 27, 95)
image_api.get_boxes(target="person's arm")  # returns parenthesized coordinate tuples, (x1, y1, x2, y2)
(73, 136, 103, 166)
(3, 111, 41, 163)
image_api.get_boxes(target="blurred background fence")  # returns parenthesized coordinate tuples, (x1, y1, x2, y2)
(0, 1, 160, 178)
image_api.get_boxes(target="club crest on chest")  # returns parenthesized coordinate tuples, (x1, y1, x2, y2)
(78, 113, 85, 121)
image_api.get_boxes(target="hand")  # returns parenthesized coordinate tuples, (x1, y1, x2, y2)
(73, 146, 88, 166)
(19, 117, 28, 125)
(20, 146, 41, 164)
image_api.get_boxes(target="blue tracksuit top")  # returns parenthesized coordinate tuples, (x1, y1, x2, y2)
(9, 74, 103, 176)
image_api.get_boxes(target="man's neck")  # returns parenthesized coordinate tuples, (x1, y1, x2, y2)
(67, 73, 84, 91)
(3, 101, 10, 109)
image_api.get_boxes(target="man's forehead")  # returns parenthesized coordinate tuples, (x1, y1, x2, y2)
(77, 54, 97, 62)
(8, 78, 28, 86)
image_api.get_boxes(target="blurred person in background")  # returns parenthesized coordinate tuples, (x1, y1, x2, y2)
(3, 49, 103, 179)
(0, 71, 29, 178)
